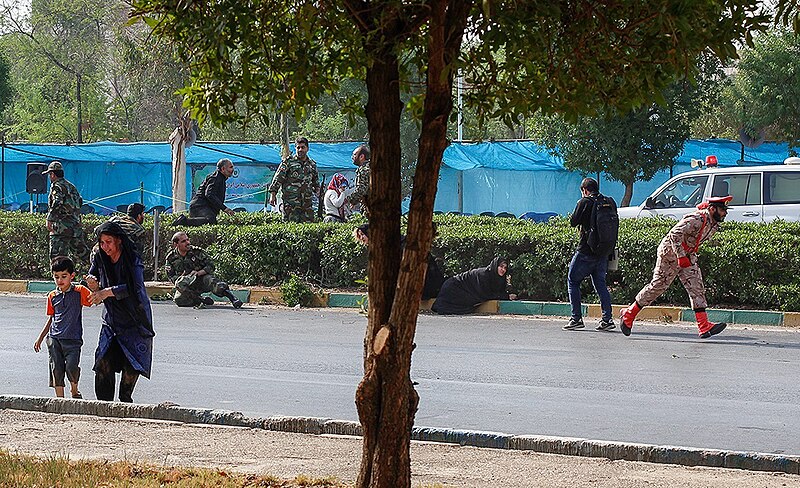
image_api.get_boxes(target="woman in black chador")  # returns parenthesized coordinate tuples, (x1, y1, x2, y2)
(432, 257, 516, 314)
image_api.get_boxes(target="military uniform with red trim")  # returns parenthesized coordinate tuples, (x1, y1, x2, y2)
(620, 196, 732, 338)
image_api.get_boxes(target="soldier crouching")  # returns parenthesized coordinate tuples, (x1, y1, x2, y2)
(165, 231, 243, 309)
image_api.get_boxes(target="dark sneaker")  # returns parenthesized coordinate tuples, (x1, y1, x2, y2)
(699, 322, 727, 339)
(596, 318, 616, 331)
(201, 296, 215, 306)
(231, 298, 243, 309)
(563, 318, 584, 330)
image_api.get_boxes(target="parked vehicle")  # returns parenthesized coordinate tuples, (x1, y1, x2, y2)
(618, 158, 800, 222)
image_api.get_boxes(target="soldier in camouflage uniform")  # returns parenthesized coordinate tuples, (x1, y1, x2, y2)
(268, 137, 319, 222)
(43, 161, 90, 265)
(346, 143, 370, 217)
(164, 232, 243, 309)
(620, 196, 732, 339)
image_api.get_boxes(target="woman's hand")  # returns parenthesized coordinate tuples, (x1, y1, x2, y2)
(85, 275, 99, 292)
(508, 294, 518, 301)
(89, 288, 113, 305)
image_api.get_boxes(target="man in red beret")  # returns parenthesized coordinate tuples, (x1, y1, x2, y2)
(620, 195, 733, 338)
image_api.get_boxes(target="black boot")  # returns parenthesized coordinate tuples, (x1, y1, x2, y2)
(224, 290, 243, 308)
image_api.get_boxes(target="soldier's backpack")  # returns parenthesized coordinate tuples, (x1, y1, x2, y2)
(587, 193, 619, 258)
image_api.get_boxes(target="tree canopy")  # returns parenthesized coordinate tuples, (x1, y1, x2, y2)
(131, 0, 776, 486)
(722, 28, 800, 151)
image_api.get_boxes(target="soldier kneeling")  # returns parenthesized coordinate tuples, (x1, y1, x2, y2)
(165, 231, 243, 309)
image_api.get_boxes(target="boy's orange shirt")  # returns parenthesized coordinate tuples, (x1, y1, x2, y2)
(46, 284, 92, 316)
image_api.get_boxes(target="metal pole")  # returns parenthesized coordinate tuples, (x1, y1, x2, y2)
(140, 181, 144, 205)
(153, 208, 161, 279)
(457, 70, 464, 142)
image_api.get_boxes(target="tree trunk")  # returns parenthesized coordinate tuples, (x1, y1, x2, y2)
(354, 2, 472, 487)
(622, 180, 634, 207)
(76, 73, 83, 144)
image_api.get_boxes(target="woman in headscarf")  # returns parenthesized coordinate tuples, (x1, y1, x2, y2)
(323, 173, 353, 223)
(86, 221, 154, 403)
(432, 257, 517, 314)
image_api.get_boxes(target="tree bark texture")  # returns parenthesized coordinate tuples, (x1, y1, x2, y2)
(352, 1, 472, 487)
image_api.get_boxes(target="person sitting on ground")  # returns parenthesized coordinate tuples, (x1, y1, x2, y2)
(33, 257, 93, 399)
(432, 256, 517, 315)
(103, 203, 146, 256)
(323, 173, 354, 223)
(353, 223, 447, 300)
(174, 158, 236, 226)
(164, 231, 243, 309)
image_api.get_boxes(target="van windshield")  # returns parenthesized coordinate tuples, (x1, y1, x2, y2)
(650, 176, 708, 209)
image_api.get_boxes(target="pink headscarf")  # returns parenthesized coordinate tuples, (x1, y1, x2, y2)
(328, 173, 349, 195)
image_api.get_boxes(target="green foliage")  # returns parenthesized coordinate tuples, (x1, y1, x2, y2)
(5, 212, 800, 311)
(280, 274, 314, 307)
(721, 28, 800, 150)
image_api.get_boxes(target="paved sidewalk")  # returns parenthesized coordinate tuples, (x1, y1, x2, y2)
(2, 410, 800, 488)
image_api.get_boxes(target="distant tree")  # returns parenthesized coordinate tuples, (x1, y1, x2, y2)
(130, 1, 770, 486)
(532, 53, 728, 207)
(0, 53, 12, 117)
(721, 28, 800, 151)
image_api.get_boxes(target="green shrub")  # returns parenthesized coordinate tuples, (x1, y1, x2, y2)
(281, 274, 314, 307)
(3, 211, 800, 311)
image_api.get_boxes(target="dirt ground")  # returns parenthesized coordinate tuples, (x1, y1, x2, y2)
(1, 410, 799, 488)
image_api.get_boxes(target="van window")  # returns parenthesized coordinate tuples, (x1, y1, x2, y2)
(765, 172, 800, 204)
(651, 176, 708, 208)
(711, 173, 761, 205)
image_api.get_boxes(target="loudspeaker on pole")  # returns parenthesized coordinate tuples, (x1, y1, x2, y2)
(26, 163, 48, 194)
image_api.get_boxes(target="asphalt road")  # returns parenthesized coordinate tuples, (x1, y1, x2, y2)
(2, 294, 799, 455)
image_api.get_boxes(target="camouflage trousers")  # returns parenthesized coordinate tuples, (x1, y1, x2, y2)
(635, 247, 707, 310)
(173, 274, 229, 307)
(49, 229, 91, 265)
(282, 203, 315, 223)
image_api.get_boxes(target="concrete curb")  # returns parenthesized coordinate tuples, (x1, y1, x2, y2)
(2, 395, 798, 474)
(2, 279, 798, 328)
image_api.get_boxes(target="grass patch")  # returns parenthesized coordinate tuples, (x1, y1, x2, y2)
(0, 450, 347, 487)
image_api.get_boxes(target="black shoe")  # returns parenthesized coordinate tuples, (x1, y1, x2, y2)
(201, 296, 215, 306)
(620, 322, 632, 336)
(596, 318, 616, 332)
(700, 322, 727, 339)
(563, 318, 584, 330)
(231, 298, 243, 309)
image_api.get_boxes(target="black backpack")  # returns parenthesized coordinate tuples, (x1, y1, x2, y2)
(587, 194, 619, 258)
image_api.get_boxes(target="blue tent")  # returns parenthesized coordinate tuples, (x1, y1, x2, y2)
(0, 141, 359, 213)
(0, 139, 791, 216)
(435, 139, 791, 215)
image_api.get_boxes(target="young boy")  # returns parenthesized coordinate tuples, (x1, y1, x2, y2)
(33, 257, 93, 399)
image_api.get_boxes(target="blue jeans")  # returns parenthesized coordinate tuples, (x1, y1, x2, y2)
(567, 251, 612, 321)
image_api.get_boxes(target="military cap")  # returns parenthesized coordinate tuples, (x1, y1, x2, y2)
(42, 161, 63, 174)
(707, 195, 733, 208)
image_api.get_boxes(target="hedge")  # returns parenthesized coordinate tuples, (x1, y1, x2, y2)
(3, 211, 800, 311)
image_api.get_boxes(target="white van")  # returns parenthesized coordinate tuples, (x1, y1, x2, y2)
(617, 161, 800, 222)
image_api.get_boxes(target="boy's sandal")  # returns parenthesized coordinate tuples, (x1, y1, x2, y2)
(72, 392, 83, 399)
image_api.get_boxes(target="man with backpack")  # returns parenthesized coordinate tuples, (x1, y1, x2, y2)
(564, 177, 618, 331)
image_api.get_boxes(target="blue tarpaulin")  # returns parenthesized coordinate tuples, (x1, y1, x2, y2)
(0, 139, 791, 216)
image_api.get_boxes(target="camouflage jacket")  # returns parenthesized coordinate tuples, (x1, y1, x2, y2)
(164, 247, 215, 283)
(662, 209, 720, 258)
(268, 156, 319, 206)
(47, 178, 83, 234)
(347, 161, 370, 206)
(107, 215, 146, 255)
